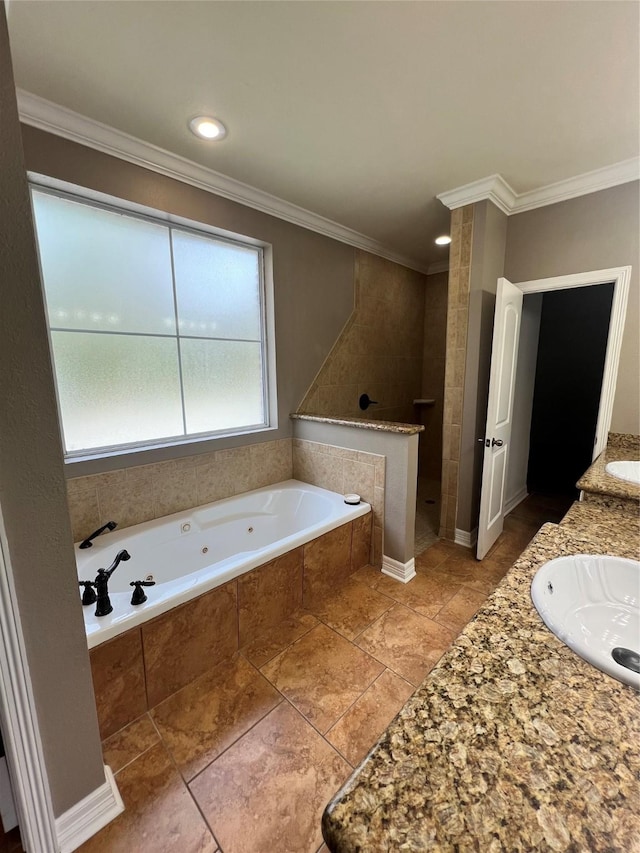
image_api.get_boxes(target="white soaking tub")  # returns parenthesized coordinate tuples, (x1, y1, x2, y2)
(76, 479, 370, 648)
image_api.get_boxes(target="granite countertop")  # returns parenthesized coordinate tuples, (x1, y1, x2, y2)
(577, 432, 640, 503)
(290, 413, 424, 435)
(323, 519, 640, 852)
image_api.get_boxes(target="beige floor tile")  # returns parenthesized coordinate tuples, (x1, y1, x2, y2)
(425, 552, 502, 595)
(240, 610, 318, 667)
(414, 539, 465, 571)
(355, 604, 454, 686)
(151, 654, 282, 781)
(189, 702, 350, 853)
(326, 669, 414, 766)
(78, 743, 216, 853)
(260, 623, 384, 732)
(102, 714, 160, 774)
(434, 586, 488, 634)
(309, 577, 394, 640)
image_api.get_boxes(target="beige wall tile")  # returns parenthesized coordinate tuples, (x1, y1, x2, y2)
(152, 464, 198, 518)
(66, 478, 101, 542)
(342, 459, 375, 506)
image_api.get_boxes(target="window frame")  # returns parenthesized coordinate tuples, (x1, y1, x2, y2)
(28, 174, 278, 464)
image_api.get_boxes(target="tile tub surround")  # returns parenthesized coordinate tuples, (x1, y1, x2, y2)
(292, 437, 385, 566)
(323, 519, 640, 852)
(80, 497, 548, 852)
(89, 516, 372, 738)
(66, 437, 293, 543)
(577, 431, 640, 504)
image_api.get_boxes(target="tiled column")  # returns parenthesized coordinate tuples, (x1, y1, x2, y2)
(439, 206, 474, 540)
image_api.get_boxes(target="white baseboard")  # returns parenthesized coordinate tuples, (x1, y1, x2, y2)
(56, 765, 124, 853)
(454, 528, 477, 548)
(503, 487, 529, 516)
(381, 555, 416, 583)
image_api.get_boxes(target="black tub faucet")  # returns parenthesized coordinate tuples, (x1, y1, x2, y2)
(79, 549, 131, 618)
(79, 521, 117, 549)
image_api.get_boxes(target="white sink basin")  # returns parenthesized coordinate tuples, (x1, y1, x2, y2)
(531, 555, 640, 689)
(605, 460, 640, 485)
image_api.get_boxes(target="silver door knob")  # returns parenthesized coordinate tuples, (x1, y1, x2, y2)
(491, 438, 504, 447)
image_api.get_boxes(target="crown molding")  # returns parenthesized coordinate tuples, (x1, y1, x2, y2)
(437, 174, 516, 215)
(437, 158, 640, 215)
(16, 89, 429, 274)
(427, 260, 449, 275)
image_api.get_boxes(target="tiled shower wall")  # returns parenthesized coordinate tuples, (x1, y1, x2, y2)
(298, 250, 426, 423)
(66, 438, 293, 542)
(292, 439, 385, 566)
(418, 271, 448, 480)
(439, 206, 474, 540)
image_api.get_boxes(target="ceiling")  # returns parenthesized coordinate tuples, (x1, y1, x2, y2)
(7, 1, 640, 269)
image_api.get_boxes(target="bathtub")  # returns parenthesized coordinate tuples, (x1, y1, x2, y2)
(76, 479, 370, 648)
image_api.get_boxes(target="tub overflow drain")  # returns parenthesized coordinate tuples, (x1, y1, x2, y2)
(248, 527, 254, 533)
(202, 546, 208, 554)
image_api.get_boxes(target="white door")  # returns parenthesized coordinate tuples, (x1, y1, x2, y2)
(477, 278, 523, 559)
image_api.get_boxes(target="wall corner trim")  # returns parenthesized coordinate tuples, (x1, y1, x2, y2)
(55, 765, 124, 853)
(437, 158, 640, 215)
(16, 89, 429, 274)
(454, 528, 478, 548)
(381, 555, 416, 583)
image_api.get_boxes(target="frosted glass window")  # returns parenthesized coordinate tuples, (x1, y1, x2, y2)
(31, 185, 271, 457)
(32, 191, 176, 335)
(172, 230, 262, 340)
(51, 332, 184, 451)
(181, 339, 264, 434)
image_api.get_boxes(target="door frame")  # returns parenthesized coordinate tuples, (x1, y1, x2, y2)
(513, 266, 631, 460)
(475, 264, 631, 557)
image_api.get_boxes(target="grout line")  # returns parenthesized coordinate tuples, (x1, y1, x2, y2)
(184, 693, 286, 789)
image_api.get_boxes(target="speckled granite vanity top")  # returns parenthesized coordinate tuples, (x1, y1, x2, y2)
(290, 413, 424, 435)
(323, 520, 640, 852)
(577, 432, 640, 503)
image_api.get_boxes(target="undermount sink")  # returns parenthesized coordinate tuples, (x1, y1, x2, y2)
(531, 555, 640, 690)
(605, 460, 640, 485)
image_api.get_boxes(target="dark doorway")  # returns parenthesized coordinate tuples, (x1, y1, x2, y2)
(527, 282, 615, 497)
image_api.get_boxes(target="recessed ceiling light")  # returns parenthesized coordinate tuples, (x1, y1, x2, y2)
(189, 116, 227, 141)
(435, 235, 451, 245)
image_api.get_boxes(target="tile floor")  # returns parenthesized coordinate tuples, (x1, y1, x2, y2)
(68, 494, 556, 853)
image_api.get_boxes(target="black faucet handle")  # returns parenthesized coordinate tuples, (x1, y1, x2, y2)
(130, 580, 155, 606)
(78, 581, 97, 606)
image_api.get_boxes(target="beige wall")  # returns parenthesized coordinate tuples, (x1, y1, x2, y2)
(21, 125, 356, 476)
(456, 200, 508, 534)
(0, 10, 105, 817)
(299, 250, 426, 423)
(418, 271, 448, 481)
(505, 181, 640, 435)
